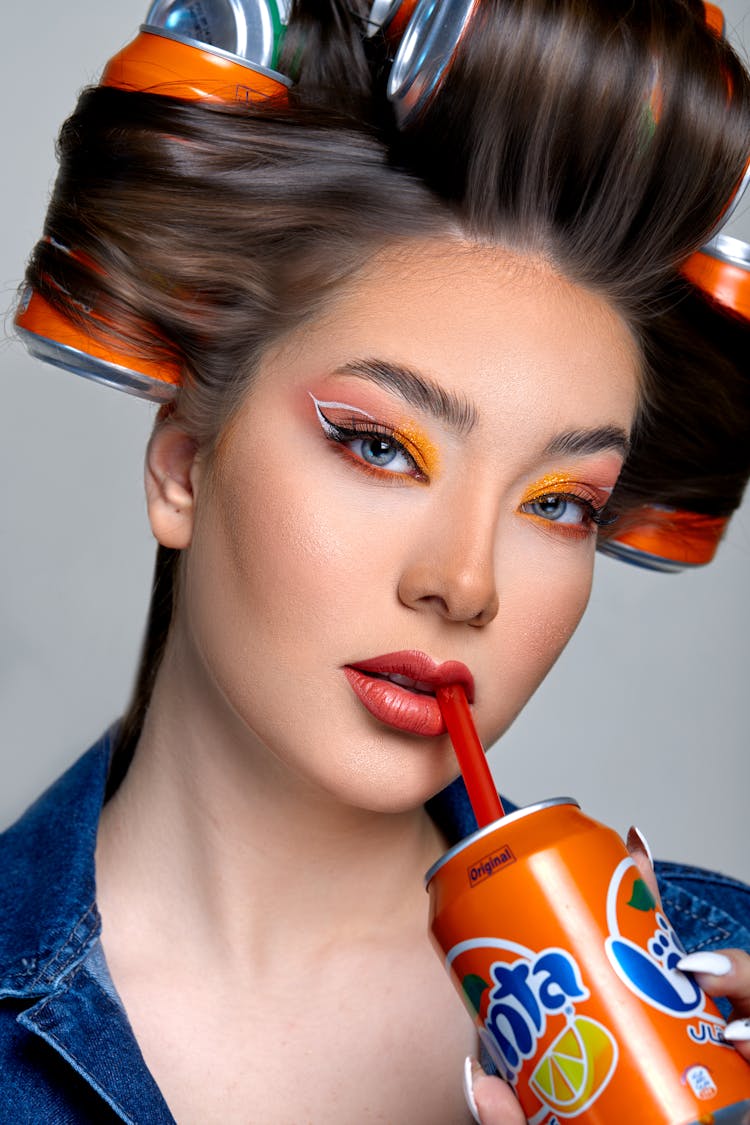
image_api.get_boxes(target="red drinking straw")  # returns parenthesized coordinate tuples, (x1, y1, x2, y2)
(436, 684, 505, 828)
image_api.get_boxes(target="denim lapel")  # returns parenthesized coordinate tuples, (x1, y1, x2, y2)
(18, 964, 175, 1124)
(0, 730, 174, 1122)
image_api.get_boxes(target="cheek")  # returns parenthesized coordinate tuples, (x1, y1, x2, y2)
(199, 445, 390, 644)
(499, 554, 594, 689)
(522, 593, 590, 664)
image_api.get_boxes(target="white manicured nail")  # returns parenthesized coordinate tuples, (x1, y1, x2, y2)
(676, 952, 732, 976)
(463, 1056, 481, 1124)
(626, 825, 654, 868)
(724, 1019, 750, 1042)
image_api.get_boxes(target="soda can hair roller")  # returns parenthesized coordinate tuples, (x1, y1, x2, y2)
(14, 275, 182, 403)
(14, 0, 291, 402)
(682, 234, 750, 323)
(606, 233, 747, 572)
(597, 507, 730, 573)
(102, 0, 292, 102)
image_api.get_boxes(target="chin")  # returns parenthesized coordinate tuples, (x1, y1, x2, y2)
(326, 744, 461, 816)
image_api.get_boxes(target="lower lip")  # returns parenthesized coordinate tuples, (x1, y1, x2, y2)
(344, 667, 445, 737)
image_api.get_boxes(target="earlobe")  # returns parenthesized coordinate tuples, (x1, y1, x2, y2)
(145, 421, 201, 550)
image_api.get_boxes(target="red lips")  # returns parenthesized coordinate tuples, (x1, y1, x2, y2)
(344, 650, 475, 737)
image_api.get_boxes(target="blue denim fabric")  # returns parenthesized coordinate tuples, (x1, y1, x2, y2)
(0, 730, 173, 1124)
(0, 732, 748, 1122)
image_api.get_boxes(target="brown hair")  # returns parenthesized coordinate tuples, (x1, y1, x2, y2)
(610, 284, 750, 525)
(21, 0, 750, 776)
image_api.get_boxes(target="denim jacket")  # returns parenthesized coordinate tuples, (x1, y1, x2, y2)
(1, 729, 749, 1123)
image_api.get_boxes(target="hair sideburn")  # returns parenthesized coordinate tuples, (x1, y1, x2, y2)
(23, 0, 750, 779)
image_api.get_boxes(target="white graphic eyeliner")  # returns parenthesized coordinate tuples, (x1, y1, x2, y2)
(308, 392, 375, 438)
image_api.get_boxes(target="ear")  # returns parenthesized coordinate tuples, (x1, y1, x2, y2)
(145, 420, 201, 550)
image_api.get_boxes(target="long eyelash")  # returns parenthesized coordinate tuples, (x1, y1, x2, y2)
(559, 492, 616, 527)
(317, 411, 426, 479)
(527, 488, 618, 528)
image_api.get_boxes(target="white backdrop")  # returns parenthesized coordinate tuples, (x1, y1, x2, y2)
(1, 0, 748, 879)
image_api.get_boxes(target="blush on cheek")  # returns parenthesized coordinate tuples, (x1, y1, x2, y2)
(524, 583, 591, 663)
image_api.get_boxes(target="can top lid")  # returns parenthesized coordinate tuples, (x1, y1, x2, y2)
(424, 796, 579, 886)
(144, 0, 290, 69)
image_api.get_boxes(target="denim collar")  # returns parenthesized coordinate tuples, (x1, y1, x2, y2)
(0, 728, 174, 1123)
(0, 731, 112, 999)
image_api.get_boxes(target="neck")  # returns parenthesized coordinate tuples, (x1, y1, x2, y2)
(96, 636, 448, 979)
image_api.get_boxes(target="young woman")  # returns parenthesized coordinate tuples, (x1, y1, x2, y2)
(2, 0, 750, 1121)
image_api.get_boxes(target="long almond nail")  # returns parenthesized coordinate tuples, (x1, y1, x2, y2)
(676, 952, 732, 977)
(724, 1018, 750, 1042)
(463, 1056, 481, 1124)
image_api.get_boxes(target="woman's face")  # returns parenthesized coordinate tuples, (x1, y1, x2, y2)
(170, 239, 639, 811)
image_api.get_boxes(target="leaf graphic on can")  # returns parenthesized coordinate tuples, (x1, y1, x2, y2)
(462, 973, 490, 1016)
(627, 877, 656, 912)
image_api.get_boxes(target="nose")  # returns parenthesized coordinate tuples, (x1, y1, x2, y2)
(397, 498, 500, 627)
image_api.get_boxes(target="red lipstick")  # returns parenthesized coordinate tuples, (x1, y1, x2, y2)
(344, 650, 475, 737)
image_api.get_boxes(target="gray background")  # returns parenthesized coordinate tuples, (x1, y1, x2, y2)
(1, 1, 748, 878)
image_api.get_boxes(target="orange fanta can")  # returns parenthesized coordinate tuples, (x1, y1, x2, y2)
(426, 800, 750, 1124)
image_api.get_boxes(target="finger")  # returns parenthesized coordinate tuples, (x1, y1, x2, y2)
(723, 1016, 750, 1062)
(676, 949, 750, 1063)
(625, 825, 661, 906)
(464, 1057, 526, 1124)
(676, 949, 750, 1007)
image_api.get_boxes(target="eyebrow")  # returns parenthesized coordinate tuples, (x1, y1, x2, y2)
(543, 425, 631, 459)
(335, 357, 630, 458)
(334, 358, 477, 435)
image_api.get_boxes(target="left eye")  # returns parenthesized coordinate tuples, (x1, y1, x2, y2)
(347, 434, 412, 472)
(522, 493, 592, 525)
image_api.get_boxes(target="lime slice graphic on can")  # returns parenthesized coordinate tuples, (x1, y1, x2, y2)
(529, 1015, 617, 1117)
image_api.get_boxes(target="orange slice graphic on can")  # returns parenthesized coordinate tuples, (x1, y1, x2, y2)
(529, 1015, 617, 1117)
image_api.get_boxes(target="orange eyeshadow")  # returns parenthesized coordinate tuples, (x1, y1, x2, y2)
(395, 421, 440, 477)
(521, 473, 579, 499)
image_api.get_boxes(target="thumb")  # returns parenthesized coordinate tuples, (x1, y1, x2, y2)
(463, 1057, 527, 1124)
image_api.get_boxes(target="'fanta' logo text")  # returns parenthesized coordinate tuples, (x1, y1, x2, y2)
(468, 845, 516, 887)
(485, 949, 588, 1076)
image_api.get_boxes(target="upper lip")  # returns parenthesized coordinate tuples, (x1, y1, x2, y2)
(346, 650, 475, 703)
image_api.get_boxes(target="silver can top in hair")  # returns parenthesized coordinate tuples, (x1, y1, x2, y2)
(388, 0, 478, 125)
(701, 232, 750, 273)
(145, 0, 290, 69)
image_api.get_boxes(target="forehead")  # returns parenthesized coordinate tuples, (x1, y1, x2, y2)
(256, 236, 640, 447)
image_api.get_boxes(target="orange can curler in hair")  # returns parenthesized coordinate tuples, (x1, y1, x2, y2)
(598, 507, 730, 573)
(15, 0, 291, 401)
